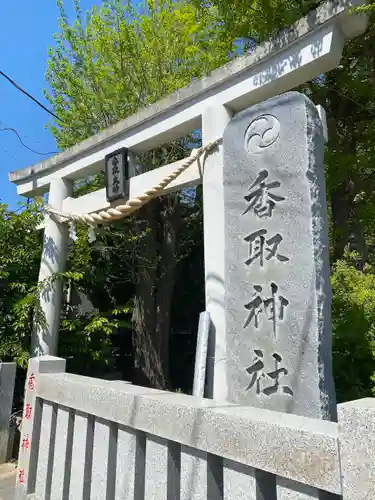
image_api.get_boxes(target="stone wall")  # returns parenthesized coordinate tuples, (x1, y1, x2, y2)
(14, 356, 375, 499)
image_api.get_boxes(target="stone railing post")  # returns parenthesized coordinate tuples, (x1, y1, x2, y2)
(15, 355, 66, 500)
(338, 398, 375, 499)
(0, 362, 16, 463)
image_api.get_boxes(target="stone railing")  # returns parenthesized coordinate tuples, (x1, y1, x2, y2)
(15, 356, 375, 499)
(0, 362, 16, 464)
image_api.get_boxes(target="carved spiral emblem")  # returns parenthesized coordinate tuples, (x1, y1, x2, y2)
(245, 114, 280, 154)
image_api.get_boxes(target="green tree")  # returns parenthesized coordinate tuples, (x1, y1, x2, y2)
(305, 12, 375, 400)
(46, 0, 230, 149)
(331, 255, 375, 402)
(192, 0, 321, 48)
(44, 0, 233, 388)
(0, 201, 43, 365)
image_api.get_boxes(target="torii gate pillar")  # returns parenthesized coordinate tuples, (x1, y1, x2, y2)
(202, 105, 232, 401)
(32, 178, 72, 356)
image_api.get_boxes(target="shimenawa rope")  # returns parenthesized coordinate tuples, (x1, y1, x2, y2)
(45, 139, 221, 230)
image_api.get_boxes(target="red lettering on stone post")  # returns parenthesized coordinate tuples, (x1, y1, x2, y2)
(21, 435, 30, 451)
(24, 404, 32, 420)
(18, 468, 25, 484)
(27, 373, 36, 391)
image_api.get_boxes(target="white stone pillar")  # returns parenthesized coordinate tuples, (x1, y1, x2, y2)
(202, 105, 233, 401)
(32, 178, 72, 356)
(339, 398, 375, 500)
(15, 356, 66, 499)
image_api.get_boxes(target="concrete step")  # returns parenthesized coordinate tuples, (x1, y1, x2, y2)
(0, 476, 15, 489)
(0, 463, 16, 500)
(0, 486, 15, 500)
(0, 464, 16, 479)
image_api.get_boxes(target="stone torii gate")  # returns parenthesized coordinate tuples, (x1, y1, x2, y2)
(9, 0, 367, 404)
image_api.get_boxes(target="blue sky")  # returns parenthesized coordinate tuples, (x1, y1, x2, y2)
(0, 0, 100, 209)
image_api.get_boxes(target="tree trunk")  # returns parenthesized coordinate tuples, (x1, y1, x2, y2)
(155, 196, 181, 383)
(324, 87, 367, 268)
(131, 196, 180, 389)
(330, 182, 351, 262)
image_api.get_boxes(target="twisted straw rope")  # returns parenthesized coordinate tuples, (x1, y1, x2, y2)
(45, 139, 221, 227)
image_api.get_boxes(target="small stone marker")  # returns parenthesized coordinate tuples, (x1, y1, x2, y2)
(193, 311, 211, 398)
(0, 362, 16, 464)
(223, 91, 336, 421)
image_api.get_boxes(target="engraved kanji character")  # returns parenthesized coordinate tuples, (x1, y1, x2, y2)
(243, 285, 264, 329)
(112, 155, 120, 175)
(244, 229, 289, 267)
(112, 176, 120, 193)
(245, 350, 293, 397)
(263, 283, 289, 335)
(244, 283, 289, 337)
(245, 349, 266, 393)
(263, 353, 293, 396)
(243, 170, 285, 218)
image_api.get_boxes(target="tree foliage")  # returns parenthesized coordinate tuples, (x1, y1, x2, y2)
(192, 0, 320, 46)
(45, 0, 230, 149)
(331, 254, 375, 401)
(0, 201, 43, 366)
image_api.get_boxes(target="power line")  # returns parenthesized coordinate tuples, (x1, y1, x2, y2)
(0, 128, 58, 156)
(0, 70, 82, 137)
(0, 117, 55, 158)
(4, 148, 16, 161)
(0, 70, 66, 125)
